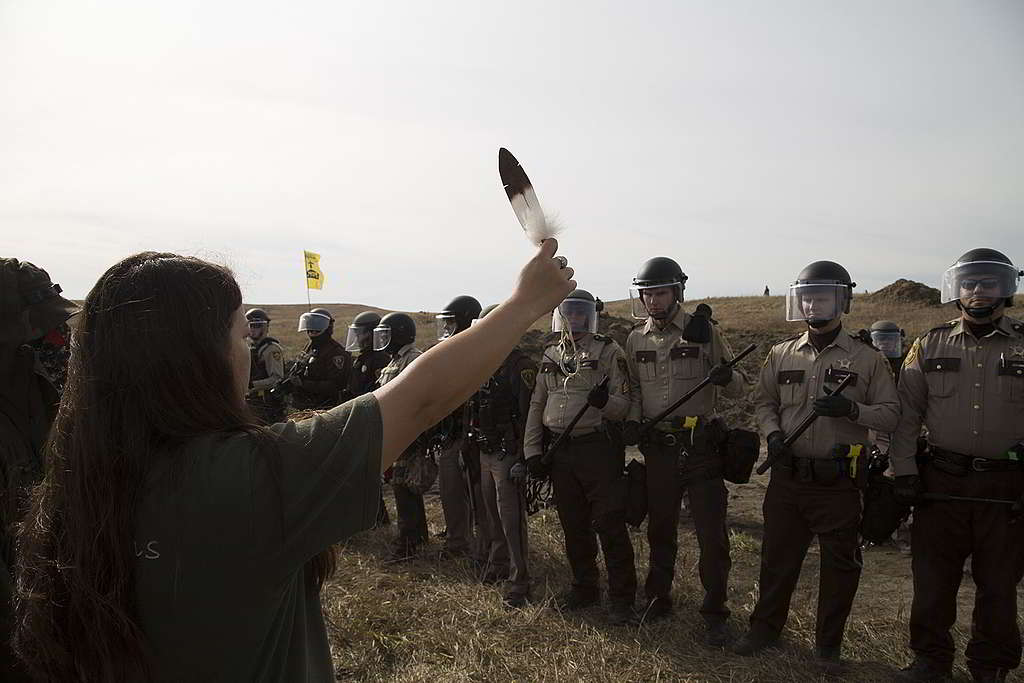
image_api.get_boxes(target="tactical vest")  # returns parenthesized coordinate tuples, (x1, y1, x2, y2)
(249, 336, 279, 383)
(471, 351, 522, 435)
(350, 350, 389, 397)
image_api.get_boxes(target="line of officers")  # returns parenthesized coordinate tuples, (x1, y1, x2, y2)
(245, 247, 1024, 683)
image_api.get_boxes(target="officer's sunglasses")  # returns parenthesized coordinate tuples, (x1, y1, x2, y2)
(959, 278, 1000, 291)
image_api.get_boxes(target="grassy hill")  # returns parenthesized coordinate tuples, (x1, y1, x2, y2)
(288, 288, 1024, 681)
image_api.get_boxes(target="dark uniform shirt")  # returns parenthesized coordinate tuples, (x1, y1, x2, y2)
(891, 315, 1024, 476)
(291, 338, 353, 410)
(348, 350, 391, 398)
(134, 394, 382, 682)
(468, 349, 536, 457)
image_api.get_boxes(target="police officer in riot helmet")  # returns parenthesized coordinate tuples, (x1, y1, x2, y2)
(869, 320, 907, 380)
(374, 312, 429, 557)
(432, 295, 488, 560)
(346, 311, 390, 397)
(436, 295, 483, 342)
(891, 248, 1024, 683)
(523, 287, 637, 624)
(346, 310, 392, 526)
(0, 258, 79, 681)
(244, 308, 286, 424)
(735, 260, 899, 665)
(625, 256, 749, 644)
(290, 308, 353, 411)
(467, 303, 536, 606)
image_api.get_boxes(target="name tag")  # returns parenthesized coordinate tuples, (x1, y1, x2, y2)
(999, 358, 1024, 377)
(670, 346, 700, 360)
(580, 359, 599, 369)
(923, 357, 960, 373)
(635, 350, 656, 364)
(778, 370, 805, 385)
(825, 367, 859, 386)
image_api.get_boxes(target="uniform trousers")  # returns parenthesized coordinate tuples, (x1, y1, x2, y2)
(550, 433, 636, 605)
(437, 438, 473, 553)
(750, 466, 862, 649)
(392, 482, 427, 547)
(911, 465, 1024, 672)
(479, 448, 530, 596)
(642, 442, 731, 623)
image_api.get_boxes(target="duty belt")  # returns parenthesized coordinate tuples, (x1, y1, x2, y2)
(545, 427, 605, 444)
(647, 415, 709, 449)
(930, 446, 1023, 473)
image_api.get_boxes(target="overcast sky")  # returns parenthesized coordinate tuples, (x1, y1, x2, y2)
(2, 0, 1022, 313)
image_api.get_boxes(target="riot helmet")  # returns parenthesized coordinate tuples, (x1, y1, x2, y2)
(0, 259, 80, 345)
(552, 289, 601, 335)
(346, 310, 381, 352)
(471, 303, 499, 325)
(786, 261, 855, 326)
(940, 248, 1021, 318)
(436, 295, 482, 340)
(298, 308, 333, 336)
(630, 257, 688, 320)
(869, 320, 905, 359)
(373, 312, 417, 353)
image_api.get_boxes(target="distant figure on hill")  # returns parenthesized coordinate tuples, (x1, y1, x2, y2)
(764, 285, 770, 296)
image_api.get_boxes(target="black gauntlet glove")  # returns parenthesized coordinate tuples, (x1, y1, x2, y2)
(893, 474, 923, 505)
(587, 382, 609, 409)
(812, 394, 856, 418)
(708, 363, 733, 387)
(526, 455, 550, 479)
(767, 431, 792, 463)
(622, 420, 641, 447)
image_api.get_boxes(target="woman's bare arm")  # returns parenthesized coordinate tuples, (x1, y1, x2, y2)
(374, 239, 574, 469)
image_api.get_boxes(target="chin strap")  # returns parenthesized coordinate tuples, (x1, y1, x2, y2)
(807, 319, 833, 329)
(956, 300, 999, 320)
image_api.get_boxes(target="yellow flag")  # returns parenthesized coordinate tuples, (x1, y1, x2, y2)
(303, 250, 324, 290)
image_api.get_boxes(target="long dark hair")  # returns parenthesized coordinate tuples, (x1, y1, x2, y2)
(15, 253, 334, 681)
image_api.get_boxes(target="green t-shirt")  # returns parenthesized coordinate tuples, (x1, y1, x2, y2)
(134, 394, 382, 682)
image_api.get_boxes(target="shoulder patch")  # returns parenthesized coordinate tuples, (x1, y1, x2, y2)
(521, 367, 536, 390)
(903, 338, 921, 368)
(333, 356, 347, 369)
(271, 350, 282, 361)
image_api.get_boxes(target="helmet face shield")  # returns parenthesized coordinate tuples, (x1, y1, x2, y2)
(435, 313, 459, 341)
(870, 330, 903, 358)
(786, 284, 848, 323)
(372, 326, 392, 352)
(297, 311, 332, 334)
(552, 298, 598, 334)
(628, 282, 682, 320)
(345, 326, 372, 352)
(940, 260, 1019, 304)
(247, 320, 268, 340)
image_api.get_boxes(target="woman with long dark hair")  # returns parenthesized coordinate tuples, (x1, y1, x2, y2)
(15, 241, 573, 682)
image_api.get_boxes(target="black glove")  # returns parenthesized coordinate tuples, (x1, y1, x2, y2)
(622, 420, 641, 447)
(766, 431, 792, 463)
(509, 461, 527, 486)
(526, 455, 550, 478)
(812, 394, 855, 418)
(587, 382, 609, 409)
(893, 475, 923, 505)
(708, 363, 733, 387)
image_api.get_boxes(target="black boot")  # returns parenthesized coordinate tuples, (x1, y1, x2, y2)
(556, 587, 599, 611)
(732, 629, 779, 656)
(895, 658, 953, 682)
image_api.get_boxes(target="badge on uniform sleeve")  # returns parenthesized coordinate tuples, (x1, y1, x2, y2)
(617, 357, 629, 393)
(334, 357, 347, 369)
(272, 350, 282, 361)
(521, 368, 536, 390)
(903, 338, 921, 368)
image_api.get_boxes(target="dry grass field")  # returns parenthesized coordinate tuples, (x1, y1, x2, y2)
(260, 287, 1024, 682)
